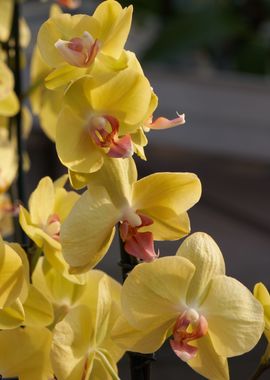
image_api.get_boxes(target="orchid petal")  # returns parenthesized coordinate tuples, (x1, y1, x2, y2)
(61, 188, 120, 272)
(176, 232, 225, 304)
(188, 334, 229, 380)
(93, 0, 133, 59)
(56, 105, 104, 174)
(121, 256, 195, 330)
(132, 172, 201, 216)
(201, 275, 264, 357)
(29, 176, 55, 226)
(0, 326, 53, 380)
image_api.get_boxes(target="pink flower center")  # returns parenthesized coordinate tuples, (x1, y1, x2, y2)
(89, 115, 133, 158)
(55, 31, 100, 68)
(45, 214, 61, 241)
(170, 308, 208, 362)
(119, 212, 159, 262)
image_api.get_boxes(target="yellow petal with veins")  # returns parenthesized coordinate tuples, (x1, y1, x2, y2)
(176, 232, 225, 305)
(90, 68, 152, 126)
(112, 315, 172, 354)
(61, 188, 120, 272)
(201, 275, 264, 357)
(121, 256, 195, 330)
(86, 156, 137, 209)
(139, 207, 190, 240)
(93, 0, 133, 59)
(132, 172, 201, 215)
(188, 334, 229, 380)
(56, 105, 104, 174)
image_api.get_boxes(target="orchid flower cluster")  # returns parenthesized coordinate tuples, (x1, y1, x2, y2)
(0, 1, 269, 379)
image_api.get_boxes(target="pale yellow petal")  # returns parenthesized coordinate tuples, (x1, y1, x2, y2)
(122, 256, 195, 330)
(0, 299, 25, 329)
(93, 0, 133, 58)
(8, 242, 30, 302)
(86, 156, 137, 208)
(188, 334, 229, 380)
(56, 105, 104, 173)
(0, 240, 24, 308)
(201, 275, 264, 357)
(29, 176, 55, 226)
(61, 188, 120, 272)
(140, 207, 190, 240)
(45, 65, 86, 90)
(90, 68, 152, 125)
(23, 284, 54, 327)
(0, 326, 53, 380)
(32, 257, 85, 308)
(176, 232, 225, 304)
(39, 87, 64, 141)
(132, 172, 202, 215)
(112, 315, 172, 353)
(52, 305, 95, 380)
(54, 187, 80, 221)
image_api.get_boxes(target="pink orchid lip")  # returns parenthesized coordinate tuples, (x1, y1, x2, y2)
(46, 214, 61, 241)
(170, 309, 208, 362)
(55, 32, 100, 68)
(57, 0, 81, 9)
(89, 115, 133, 159)
(147, 113, 185, 130)
(119, 213, 159, 262)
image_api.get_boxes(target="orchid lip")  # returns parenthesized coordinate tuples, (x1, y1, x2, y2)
(119, 211, 158, 262)
(170, 308, 208, 362)
(55, 31, 100, 68)
(88, 114, 133, 159)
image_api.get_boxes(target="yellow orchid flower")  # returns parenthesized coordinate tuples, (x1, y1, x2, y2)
(0, 242, 54, 330)
(0, 326, 53, 380)
(0, 59, 19, 117)
(30, 4, 64, 141)
(32, 257, 87, 324)
(37, 0, 133, 88)
(0, 236, 24, 310)
(51, 270, 123, 380)
(61, 157, 201, 273)
(56, 67, 153, 172)
(118, 232, 264, 380)
(0, 139, 17, 193)
(19, 175, 80, 278)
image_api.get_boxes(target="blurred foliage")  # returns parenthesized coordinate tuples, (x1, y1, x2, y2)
(119, 0, 270, 75)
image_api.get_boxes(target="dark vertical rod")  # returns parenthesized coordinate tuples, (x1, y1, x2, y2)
(118, 227, 155, 380)
(12, 0, 26, 207)
(10, 0, 28, 247)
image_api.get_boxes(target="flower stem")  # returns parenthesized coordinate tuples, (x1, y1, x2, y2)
(250, 344, 270, 380)
(118, 225, 155, 380)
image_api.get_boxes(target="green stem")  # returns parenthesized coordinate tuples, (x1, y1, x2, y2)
(250, 345, 270, 380)
(27, 244, 43, 279)
(22, 76, 45, 99)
